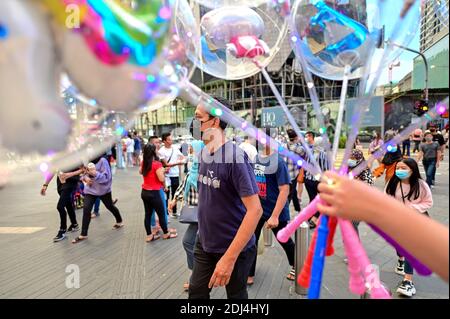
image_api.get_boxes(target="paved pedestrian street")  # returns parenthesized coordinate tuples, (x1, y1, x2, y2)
(0, 151, 448, 299)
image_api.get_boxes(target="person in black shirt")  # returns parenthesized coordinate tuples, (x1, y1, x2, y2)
(429, 126, 445, 183)
(41, 165, 84, 242)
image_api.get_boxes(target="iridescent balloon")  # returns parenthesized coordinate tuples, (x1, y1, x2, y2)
(48, 0, 175, 112)
(290, 0, 422, 80)
(0, 0, 71, 155)
(192, 0, 268, 9)
(169, 0, 199, 81)
(182, 1, 288, 80)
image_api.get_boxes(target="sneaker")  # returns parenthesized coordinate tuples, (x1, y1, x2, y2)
(397, 280, 416, 297)
(395, 259, 405, 275)
(53, 230, 66, 242)
(67, 224, 79, 232)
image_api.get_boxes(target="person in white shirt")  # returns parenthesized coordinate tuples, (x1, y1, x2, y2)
(239, 136, 258, 163)
(159, 132, 185, 217)
(125, 135, 135, 167)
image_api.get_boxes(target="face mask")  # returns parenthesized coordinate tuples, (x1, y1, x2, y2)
(425, 136, 433, 142)
(395, 169, 411, 180)
(348, 159, 358, 168)
(189, 120, 203, 141)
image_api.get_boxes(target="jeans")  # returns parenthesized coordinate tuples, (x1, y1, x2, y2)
(402, 140, 411, 157)
(126, 152, 134, 167)
(151, 189, 168, 228)
(189, 237, 256, 299)
(81, 193, 122, 236)
(141, 189, 168, 236)
(249, 218, 295, 277)
(183, 223, 199, 270)
(397, 251, 413, 275)
(413, 140, 421, 153)
(57, 187, 78, 230)
(165, 177, 179, 215)
(304, 179, 320, 219)
(288, 179, 301, 212)
(422, 159, 436, 186)
(92, 198, 101, 215)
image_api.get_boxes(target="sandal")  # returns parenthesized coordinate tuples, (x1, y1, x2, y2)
(112, 223, 124, 230)
(183, 282, 189, 291)
(247, 277, 254, 286)
(162, 232, 178, 240)
(146, 234, 160, 242)
(72, 236, 88, 244)
(286, 267, 296, 281)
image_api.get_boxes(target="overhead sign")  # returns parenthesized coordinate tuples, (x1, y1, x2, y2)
(261, 107, 287, 127)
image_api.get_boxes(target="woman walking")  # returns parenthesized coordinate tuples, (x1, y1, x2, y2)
(385, 158, 433, 297)
(140, 143, 176, 242)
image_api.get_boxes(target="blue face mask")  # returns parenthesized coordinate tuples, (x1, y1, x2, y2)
(395, 169, 411, 180)
(348, 159, 358, 168)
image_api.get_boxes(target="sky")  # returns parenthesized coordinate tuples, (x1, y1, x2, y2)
(371, 0, 422, 86)
(377, 27, 421, 85)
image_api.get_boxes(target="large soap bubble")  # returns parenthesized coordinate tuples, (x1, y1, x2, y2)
(180, 1, 288, 80)
(0, 79, 139, 186)
(0, 0, 71, 155)
(290, 0, 422, 80)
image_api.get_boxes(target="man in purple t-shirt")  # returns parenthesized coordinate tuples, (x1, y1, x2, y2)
(189, 97, 262, 299)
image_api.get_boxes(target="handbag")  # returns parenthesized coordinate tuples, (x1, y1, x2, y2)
(257, 230, 265, 255)
(179, 205, 198, 224)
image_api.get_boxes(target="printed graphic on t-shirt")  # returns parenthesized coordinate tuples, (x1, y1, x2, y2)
(198, 169, 221, 189)
(254, 163, 267, 199)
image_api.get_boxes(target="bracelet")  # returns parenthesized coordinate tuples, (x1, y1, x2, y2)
(43, 184, 48, 187)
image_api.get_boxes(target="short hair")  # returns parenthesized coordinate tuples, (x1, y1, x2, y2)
(243, 136, 250, 141)
(286, 129, 297, 141)
(210, 95, 230, 130)
(161, 132, 171, 142)
(424, 131, 433, 137)
(305, 131, 316, 138)
(149, 135, 159, 141)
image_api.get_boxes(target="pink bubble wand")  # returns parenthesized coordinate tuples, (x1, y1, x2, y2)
(277, 195, 322, 243)
(340, 219, 391, 299)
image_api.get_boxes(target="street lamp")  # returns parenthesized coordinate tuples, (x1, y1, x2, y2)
(388, 60, 401, 93)
(386, 41, 429, 102)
